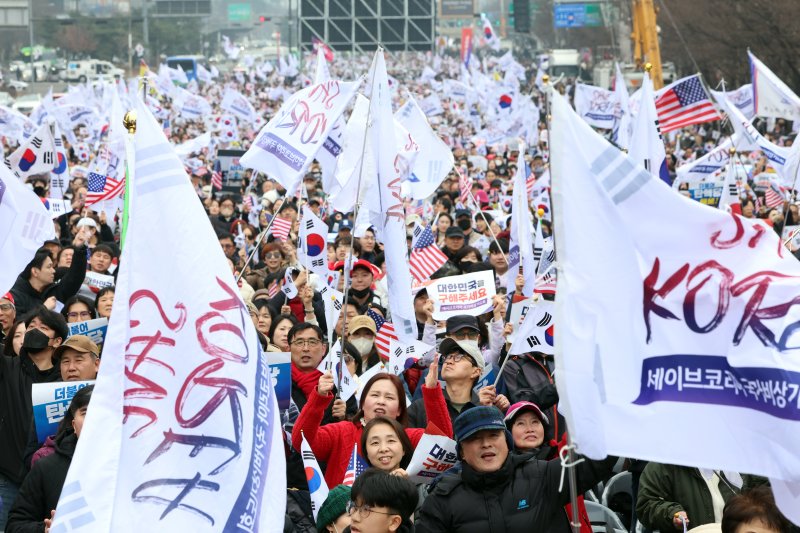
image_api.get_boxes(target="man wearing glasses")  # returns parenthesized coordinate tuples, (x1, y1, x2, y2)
(347, 469, 417, 533)
(288, 323, 357, 427)
(407, 337, 508, 429)
(0, 293, 15, 351)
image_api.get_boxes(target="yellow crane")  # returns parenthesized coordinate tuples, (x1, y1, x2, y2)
(631, 0, 663, 89)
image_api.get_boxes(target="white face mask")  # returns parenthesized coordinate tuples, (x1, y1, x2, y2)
(351, 337, 373, 356)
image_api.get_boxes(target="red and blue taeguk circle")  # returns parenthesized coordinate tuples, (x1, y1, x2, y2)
(306, 233, 326, 257)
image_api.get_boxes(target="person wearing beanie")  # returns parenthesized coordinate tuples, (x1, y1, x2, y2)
(316, 484, 351, 533)
(416, 406, 617, 533)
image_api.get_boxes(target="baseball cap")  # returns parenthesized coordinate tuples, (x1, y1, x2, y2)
(338, 219, 353, 230)
(1, 292, 14, 306)
(351, 259, 378, 276)
(439, 337, 485, 370)
(453, 405, 507, 443)
(455, 209, 471, 219)
(503, 401, 550, 426)
(52, 334, 100, 362)
(76, 217, 97, 229)
(348, 315, 377, 335)
(445, 227, 465, 239)
(446, 315, 479, 334)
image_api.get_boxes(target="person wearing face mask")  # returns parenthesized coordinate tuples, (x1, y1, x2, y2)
(453, 209, 481, 247)
(292, 357, 452, 488)
(341, 260, 383, 310)
(0, 308, 68, 530)
(6, 386, 93, 533)
(210, 195, 238, 235)
(348, 316, 379, 370)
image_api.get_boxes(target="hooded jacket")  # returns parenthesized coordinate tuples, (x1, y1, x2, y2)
(416, 451, 616, 533)
(6, 431, 77, 533)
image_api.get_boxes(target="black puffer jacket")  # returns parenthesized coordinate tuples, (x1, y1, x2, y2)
(416, 452, 616, 533)
(6, 431, 76, 533)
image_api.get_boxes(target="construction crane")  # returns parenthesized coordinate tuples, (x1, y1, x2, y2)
(630, 0, 663, 89)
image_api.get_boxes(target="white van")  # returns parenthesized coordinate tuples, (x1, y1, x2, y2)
(65, 60, 125, 83)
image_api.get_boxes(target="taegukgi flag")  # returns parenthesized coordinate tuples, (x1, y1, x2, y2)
(51, 99, 286, 532)
(549, 88, 800, 524)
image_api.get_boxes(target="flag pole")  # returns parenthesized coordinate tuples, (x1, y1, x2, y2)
(544, 79, 581, 533)
(337, 50, 380, 397)
(120, 111, 137, 250)
(458, 169, 509, 267)
(235, 208, 281, 283)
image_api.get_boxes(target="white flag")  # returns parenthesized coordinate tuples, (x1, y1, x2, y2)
(509, 165, 536, 296)
(51, 99, 286, 532)
(749, 51, 800, 121)
(612, 63, 632, 150)
(49, 123, 71, 199)
(313, 48, 330, 84)
(242, 79, 360, 196)
(675, 136, 735, 185)
(574, 83, 618, 130)
(629, 73, 670, 184)
(281, 267, 299, 299)
(6, 122, 57, 178)
(387, 338, 435, 376)
(395, 95, 454, 200)
(725, 97, 791, 178)
(550, 87, 800, 524)
(710, 84, 755, 120)
(365, 51, 416, 341)
(300, 434, 329, 520)
(0, 163, 55, 295)
(220, 87, 259, 125)
(508, 298, 554, 356)
(298, 205, 330, 278)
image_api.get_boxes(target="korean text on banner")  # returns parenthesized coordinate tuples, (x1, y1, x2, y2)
(32, 380, 95, 443)
(427, 270, 496, 321)
(241, 79, 361, 195)
(405, 433, 458, 485)
(269, 352, 292, 412)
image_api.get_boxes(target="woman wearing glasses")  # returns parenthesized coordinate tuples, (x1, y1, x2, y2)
(60, 296, 97, 324)
(292, 351, 453, 488)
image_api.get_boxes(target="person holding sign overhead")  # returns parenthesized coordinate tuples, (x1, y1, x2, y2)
(293, 356, 453, 488)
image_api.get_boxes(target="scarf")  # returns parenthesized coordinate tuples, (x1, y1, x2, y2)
(291, 364, 323, 398)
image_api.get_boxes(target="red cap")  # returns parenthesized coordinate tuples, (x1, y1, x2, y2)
(1, 292, 14, 306)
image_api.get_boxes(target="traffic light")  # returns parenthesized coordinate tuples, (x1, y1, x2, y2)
(513, 0, 530, 33)
(257, 15, 271, 24)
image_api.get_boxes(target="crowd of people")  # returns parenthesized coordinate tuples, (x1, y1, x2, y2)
(1, 43, 797, 533)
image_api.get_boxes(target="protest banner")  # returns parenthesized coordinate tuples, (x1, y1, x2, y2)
(427, 270, 496, 320)
(406, 432, 458, 484)
(83, 271, 115, 291)
(67, 317, 109, 348)
(686, 181, 724, 208)
(269, 352, 292, 412)
(32, 380, 94, 443)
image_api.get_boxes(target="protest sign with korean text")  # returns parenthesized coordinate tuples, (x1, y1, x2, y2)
(406, 433, 458, 484)
(32, 380, 94, 442)
(427, 270, 496, 320)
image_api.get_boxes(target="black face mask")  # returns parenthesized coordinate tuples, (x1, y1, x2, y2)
(457, 219, 472, 231)
(22, 328, 52, 353)
(350, 287, 371, 299)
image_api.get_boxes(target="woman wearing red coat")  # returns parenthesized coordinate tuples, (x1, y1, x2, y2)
(292, 358, 453, 488)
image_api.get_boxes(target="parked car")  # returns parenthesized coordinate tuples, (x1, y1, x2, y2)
(64, 59, 124, 83)
(11, 93, 42, 115)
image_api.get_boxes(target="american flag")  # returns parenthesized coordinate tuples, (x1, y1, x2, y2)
(267, 280, 279, 298)
(342, 443, 368, 487)
(243, 194, 254, 210)
(85, 172, 124, 206)
(366, 308, 397, 362)
(211, 159, 223, 190)
(524, 163, 535, 198)
(270, 215, 293, 241)
(765, 183, 786, 209)
(457, 167, 472, 206)
(655, 75, 721, 133)
(409, 224, 447, 282)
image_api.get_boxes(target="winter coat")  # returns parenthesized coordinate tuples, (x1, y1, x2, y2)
(636, 463, 740, 531)
(5, 431, 76, 533)
(9, 245, 88, 316)
(292, 383, 453, 488)
(416, 452, 616, 533)
(407, 387, 480, 429)
(0, 355, 60, 484)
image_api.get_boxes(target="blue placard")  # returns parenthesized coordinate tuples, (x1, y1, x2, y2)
(67, 317, 108, 349)
(31, 380, 95, 443)
(269, 352, 292, 412)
